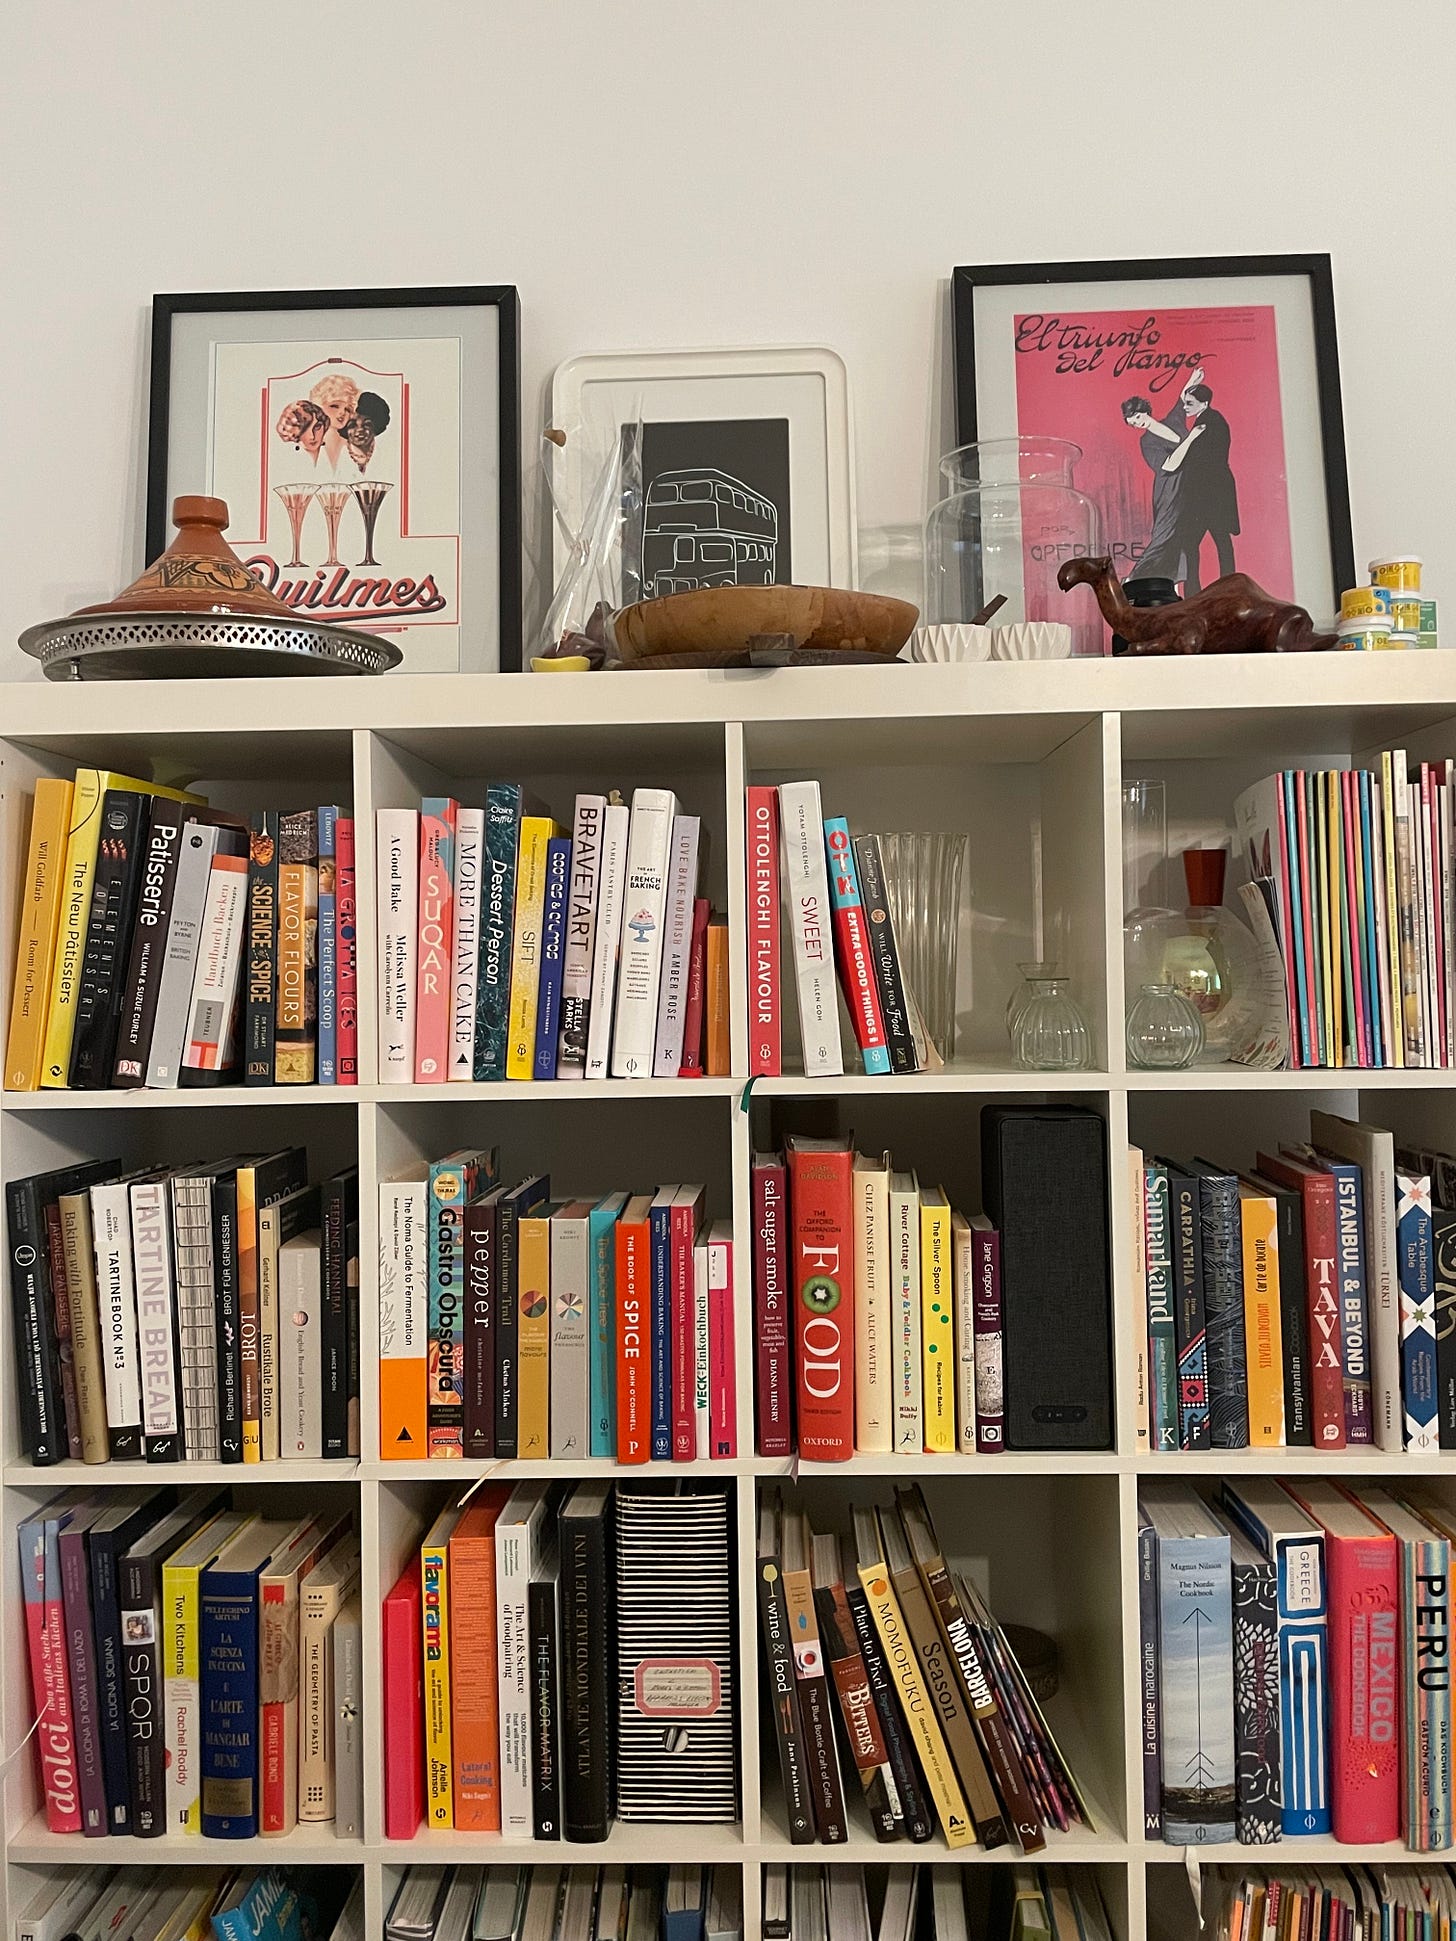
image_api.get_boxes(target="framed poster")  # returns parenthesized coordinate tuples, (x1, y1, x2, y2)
(953, 255, 1353, 620)
(147, 285, 521, 671)
(550, 346, 855, 599)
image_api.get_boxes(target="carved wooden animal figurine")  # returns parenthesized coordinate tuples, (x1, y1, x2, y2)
(1057, 556, 1337, 655)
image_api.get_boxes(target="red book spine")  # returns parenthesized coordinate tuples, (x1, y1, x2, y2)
(972, 1224, 1004, 1452)
(414, 800, 455, 1082)
(24, 1549, 79, 1833)
(753, 1156, 793, 1457)
(788, 1142, 855, 1462)
(383, 1565, 425, 1840)
(335, 816, 358, 1083)
(670, 1199, 697, 1462)
(746, 786, 782, 1075)
(259, 1579, 287, 1832)
(1321, 1525, 1399, 1843)
(615, 1216, 650, 1464)
(678, 898, 710, 1078)
(709, 1230, 736, 1458)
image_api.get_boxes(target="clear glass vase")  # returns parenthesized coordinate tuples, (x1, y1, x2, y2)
(1121, 777, 1181, 995)
(877, 831, 969, 1063)
(1161, 848, 1265, 1065)
(1005, 960, 1062, 1041)
(1126, 982, 1204, 1070)
(1012, 975, 1092, 1072)
(923, 438, 1105, 655)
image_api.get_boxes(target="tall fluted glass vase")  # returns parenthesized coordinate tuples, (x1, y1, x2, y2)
(876, 831, 969, 1063)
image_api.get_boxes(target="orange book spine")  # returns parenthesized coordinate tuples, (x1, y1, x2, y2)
(449, 1502, 506, 1831)
(705, 921, 730, 1076)
(615, 1206, 651, 1463)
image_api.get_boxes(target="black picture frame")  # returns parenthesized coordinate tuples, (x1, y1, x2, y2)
(146, 283, 523, 670)
(952, 252, 1354, 600)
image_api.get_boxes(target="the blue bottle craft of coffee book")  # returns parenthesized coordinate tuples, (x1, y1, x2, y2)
(1225, 1517, 1281, 1844)
(475, 784, 525, 1081)
(532, 836, 572, 1082)
(1222, 1477, 1330, 1835)
(200, 1517, 298, 1838)
(1140, 1482, 1234, 1845)
(1396, 1158, 1439, 1452)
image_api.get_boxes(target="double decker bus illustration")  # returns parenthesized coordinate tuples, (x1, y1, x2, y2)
(641, 467, 779, 596)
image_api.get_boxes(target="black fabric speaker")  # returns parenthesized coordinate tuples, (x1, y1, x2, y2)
(981, 1103, 1113, 1449)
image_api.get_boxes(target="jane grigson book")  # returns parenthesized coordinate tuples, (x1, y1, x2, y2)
(752, 1105, 1112, 1463)
(18, 1488, 360, 1842)
(7, 1147, 359, 1468)
(383, 1478, 738, 1842)
(3, 765, 357, 1090)
(375, 782, 730, 1087)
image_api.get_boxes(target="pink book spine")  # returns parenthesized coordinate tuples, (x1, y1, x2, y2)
(1323, 1525, 1399, 1843)
(972, 1224, 1004, 1452)
(414, 799, 456, 1082)
(335, 816, 359, 1083)
(1429, 768, 1449, 1064)
(677, 898, 710, 1078)
(1342, 773, 1370, 1067)
(708, 1226, 736, 1458)
(670, 1201, 696, 1462)
(746, 786, 782, 1075)
(22, 1519, 81, 1833)
(1294, 772, 1320, 1063)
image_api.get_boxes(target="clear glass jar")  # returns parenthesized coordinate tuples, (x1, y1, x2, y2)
(924, 438, 1105, 656)
(1161, 849, 1265, 1065)
(1005, 960, 1062, 1041)
(1012, 975, 1092, 1072)
(1121, 778, 1181, 994)
(1126, 982, 1204, 1070)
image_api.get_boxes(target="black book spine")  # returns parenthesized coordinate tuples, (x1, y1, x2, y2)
(756, 1556, 815, 1843)
(495, 1200, 522, 1459)
(560, 1505, 613, 1842)
(345, 1215, 361, 1458)
(7, 1177, 62, 1463)
(463, 1198, 497, 1459)
(1266, 1183, 1313, 1448)
(112, 799, 188, 1087)
(852, 834, 917, 1075)
(70, 790, 149, 1088)
(844, 1578, 933, 1843)
(212, 1178, 243, 1463)
(320, 1174, 349, 1458)
(528, 1574, 561, 1840)
(1232, 1551, 1281, 1844)
(1163, 1168, 1209, 1450)
(1193, 1167, 1250, 1450)
(814, 1586, 898, 1841)
(244, 810, 279, 1084)
(119, 1554, 165, 1835)
(1435, 1208, 1456, 1447)
(89, 1528, 134, 1832)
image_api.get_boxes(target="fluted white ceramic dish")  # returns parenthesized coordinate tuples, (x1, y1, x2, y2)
(991, 621, 1073, 661)
(907, 623, 994, 663)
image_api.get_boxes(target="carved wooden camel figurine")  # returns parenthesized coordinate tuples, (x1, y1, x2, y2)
(1057, 556, 1337, 655)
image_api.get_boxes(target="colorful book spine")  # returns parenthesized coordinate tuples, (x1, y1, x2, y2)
(1322, 1159, 1374, 1442)
(179, 846, 248, 1081)
(678, 896, 710, 1077)
(379, 1178, 427, 1458)
(1143, 1164, 1177, 1451)
(1260, 1153, 1343, 1445)
(415, 797, 456, 1083)
(200, 1550, 264, 1838)
(1137, 1509, 1160, 1840)
(788, 1140, 855, 1461)
(549, 1202, 592, 1458)
(777, 782, 843, 1077)
(705, 919, 730, 1074)
(449, 805, 484, 1082)
(1317, 1516, 1398, 1843)
(448, 1501, 505, 1833)
(746, 786, 782, 1075)
(670, 1189, 699, 1462)
(615, 1197, 652, 1463)
(475, 783, 522, 1081)
(516, 1203, 554, 1459)
(421, 1517, 456, 1829)
(753, 1154, 793, 1458)
(854, 832, 917, 1074)
(890, 1171, 922, 1455)
(648, 1188, 673, 1461)
(382, 1565, 424, 1839)
(427, 1151, 490, 1456)
(20, 1511, 80, 1833)
(1238, 1182, 1285, 1446)
(1192, 1164, 1248, 1449)
(757, 1544, 814, 1844)
(558, 793, 605, 1076)
(584, 798, 630, 1080)
(823, 817, 891, 1075)
(275, 809, 318, 1085)
(335, 814, 358, 1083)
(970, 1217, 1004, 1451)
(70, 787, 149, 1088)
(5, 777, 73, 1090)
(1396, 1517, 1452, 1850)
(589, 1194, 627, 1458)
(919, 1188, 954, 1454)
(1165, 1168, 1210, 1449)
(243, 810, 279, 1084)
(506, 814, 558, 1080)
(376, 807, 418, 1083)
(708, 1220, 736, 1458)
(316, 806, 338, 1084)
(1398, 1168, 1440, 1451)
(532, 835, 571, 1081)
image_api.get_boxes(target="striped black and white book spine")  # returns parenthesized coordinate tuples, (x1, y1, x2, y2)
(129, 1177, 181, 1460)
(584, 799, 630, 1079)
(559, 792, 606, 1077)
(450, 806, 484, 1081)
(281, 1229, 323, 1458)
(778, 781, 844, 1077)
(89, 1179, 143, 1459)
(375, 808, 419, 1084)
(169, 1172, 219, 1461)
(610, 787, 678, 1078)
(146, 823, 224, 1087)
(549, 1205, 593, 1458)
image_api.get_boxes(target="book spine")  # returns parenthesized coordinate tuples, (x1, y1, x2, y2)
(560, 1511, 611, 1842)
(1402, 1537, 1453, 1850)
(179, 850, 248, 1079)
(652, 814, 700, 1076)
(421, 1533, 454, 1828)
(857, 1561, 973, 1847)
(584, 799, 630, 1080)
(335, 815, 359, 1083)
(495, 1514, 535, 1837)
(165, 1552, 214, 1836)
(258, 1577, 294, 1834)
(41, 1205, 81, 1459)
(1143, 1165, 1177, 1451)
(475, 784, 521, 1080)
(781, 1567, 847, 1842)
(1166, 1172, 1210, 1449)
(41, 769, 102, 1088)
(852, 1165, 891, 1454)
(505, 815, 554, 1079)
(146, 822, 220, 1086)
(427, 1158, 472, 1457)
(200, 1566, 262, 1838)
(1436, 1210, 1456, 1447)
(281, 1233, 321, 1458)
(528, 1575, 561, 1838)
(706, 919, 730, 1074)
(375, 808, 418, 1083)
(952, 1218, 976, 1455)
(243, 810, 279, 1083)
(58, 1526, 106, 1834)
(916, 1197, 952, 1453)
(1271, 1530, 1330, 1836)
(334, 1599, 363, 1837)
(777, 781, 843, 1076)
(531, 835, 571, 1081)
(415, 798, 455, 1082)
(549, 1211, 592, 1458)
(22, 1517, 81, 1832)
(448, 1529, 502, 1832)
(59, 1194, 109, 1463)
(88, 1527, 133, 1831)
(971, 1225, 1004, 1451)
(212, 1179, 242, 1462)
(5, 777, 72, 1090)
(69, 788, 148, 1087)
(131, 1179, 181, 1461)
(275, 810, 318, 1085)
(1197, 1174, 1249, 1448)
(824, 817, 891, 1074)
(853, 832, 917, 1073)
(844, 1578, 933, 1842)
(678, 896, 710, 1076)
(316, 806, 338, 1083)
(1231, 1552, 1281, 1844)
(450, 806, 484, 1080)
(171, 1178, 219, 1463)
(694, 1239, 711, 1459)
(789, 1146, 855, 1460)
(495, 1194, 524, 1459)
(610, 788, 677, 1077)
(300, 1569, 356, 1822)
(753, 1159, 793, 1457)
(383, 1576, 424, 1840)
(1240, 1192, 1285, 1446)
(120, 1552, 165, 1835)
(320, 1177, 350, 1458)
(816, 1584, 897, 1839)
(1324, 1528, 1398, 1843)
(1327, 1163, 1374, 1442)
(1285, 1172, 1345, 1447)
(747, 786, 782, 1075)
(671, 1200, 697, 1461)
(615, 1216, 650, 1463)
(516, 1211, 552, 1458)
(1137, 1515, 1161, 1838)
(757, 1555, 815, 1843)
(1268, 1187, 1311, 1448)
(1398, 1170, 1439, 1451)
(462, 1197, 497, 1459)
(894, 1560, 1006, 1847)
(7, 1180, 62, 1463)
(1156, 1531, 1235, 1843)
(709, 1225, 736, 1457)
(558, 794, 605, 1076)
(90, 1182, 143, 1460)
(649, 1201, 672, 1460)
(379, 1178, 428, 1458)
(589, 1199, 622, 1458)
(891, 1181, 922, 1454)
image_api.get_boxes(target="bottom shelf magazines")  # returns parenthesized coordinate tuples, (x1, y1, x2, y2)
(761, 1863, 1115, 1941)
(385, 1866, 742, 1941)
(14, 1868, 360, 1941)
(1186, 1865, 1456, 1941)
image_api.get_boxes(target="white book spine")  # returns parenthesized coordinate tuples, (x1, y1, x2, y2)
(585, 801, 630, 1079)
(951, 1214, 977, 1455)
(299, 1551, 361, 1822)
(449, 807, 485, 1081)
(129, 1178, 180, 1448)
(652, 815, 701, 1076)
(91, 1182, 142, 1445)
(496, 1506, 540, 1837)
(147, 823, 220, 1087)
(282, 1231, 323, 1458)
(378, 1178, 426, 1413)
(169, 1177, 219, 1462)
(610, 787, 679, 1077)
(17, 1871, 109, 1941)
(854, 1157, 893, 1454)
(889, 1175, 922, 1452)
(693, 1239, 711, 1460)
(559, 793, 606, 1078)
(376, 809, 419, 1083)
(181, 851, 248, 1073)
(333, 1599, 363, 1838)
(549, 1212, 592, 1458)
(777, 781, 843, 1077)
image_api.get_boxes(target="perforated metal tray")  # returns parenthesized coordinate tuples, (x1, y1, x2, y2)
(19, 610, 403, 680)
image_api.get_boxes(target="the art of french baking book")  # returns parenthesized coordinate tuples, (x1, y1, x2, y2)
(376, 808, 419, 1083)
(610, 787, 678, 1077)
(777, 781, 844, 1076)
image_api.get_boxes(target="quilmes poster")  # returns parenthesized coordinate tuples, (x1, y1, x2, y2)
(1011, 304, 1294, 599)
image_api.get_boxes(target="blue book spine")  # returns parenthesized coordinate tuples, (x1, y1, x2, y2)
(533, 837, 571, 1082)
(87, 1529, 134, 1832)
(1143, 1165, 1178, 1451)
(200, 1564, 261, 1837)
(1398, 1169, 1439, 1451)
(1155, 1527, 1234, 1844)
(475, 785, 522, 1081)
(316, 806, 338, 1084)
(649, 1200, 672, 1460)
(822, 815, 891, 1076)
(589, 1196, 624, 1458)
(1323, 1159, 1373, 1443)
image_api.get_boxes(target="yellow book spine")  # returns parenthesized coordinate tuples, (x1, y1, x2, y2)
(1382, 753, 1404, 1068)
(856, 1558, 973, 1848)
(919, 1194, 954, 1453)
(421, 1535, 453, 1829)
(40, 769, 201, 1087)
(516, 1209, 553, 1457)
(162, 1560, 202, 1833)
(6, 777, 73, 1090)
(505, 817, 559, 1079)
(1239, 1188, 1285, 1444)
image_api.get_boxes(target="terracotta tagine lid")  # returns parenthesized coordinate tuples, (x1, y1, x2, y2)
(76, 495, 293, 618)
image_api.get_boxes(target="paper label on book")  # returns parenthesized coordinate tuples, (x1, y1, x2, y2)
(1282, 1540, 1322, 1613)
(633, 1657, 722, 1717)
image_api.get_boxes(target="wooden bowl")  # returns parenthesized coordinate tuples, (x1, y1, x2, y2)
(612, 584, 918, 668)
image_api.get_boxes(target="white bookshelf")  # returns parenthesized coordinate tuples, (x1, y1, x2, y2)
(3, 656, 1456, 1941)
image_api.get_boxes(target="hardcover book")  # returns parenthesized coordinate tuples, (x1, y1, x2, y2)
(259, 1513, 346, 1836)
(415, 796, 457, 1083)
(1223, 1517, 1281, 1845)
(968, 1212, 1004, 1452)
(68, 786, 149, 1088)
(787, 1136, 855, 1461)
(376, 807, 419, 1083)
(777, 781, 843, 1077)
(1161, 1163, 1210, 1449)
(5, 776, 73, 1090)
(316, 805, 339, 1084)
(420, 1504, 463, 1830)
(446, 1489, 509, 1833)
(298, 1529, 361, 1823)
(559, 792, 606, 1075)
(379, 1175, 428, 1458)
(611, 787, 678, 1077)
(653, 813, 701, 1077)
(275, 808, 319, 1085)
(475, 783, 525, 1080)
(532, 833, 572, 1080)
(779, 1509, 847, 1842)
(753, 1151, 794, 1458)
(450, 804, 484, 1081)
(427, 1147, 498, 1456)
(1374, 1488, 1455, 1850)
(200, 1516, 295, 1839)
(746, 785, 782, 1075)
(824, 815, 890, 1075)
(584, 797, 631, 1081)
(1244, 1167, 1314, 1448)
(853, 832, 917, 1074)
(335, 813, 359, 1083)
(506, 813, 561, 1079)
(1141, 1482, 1235, 1845)
(559, 1480, 616, 1843)
(494, 1480, 553, 1837)
(1255, 1148, 1341, 1445)
(382, 1560, 425, 1840)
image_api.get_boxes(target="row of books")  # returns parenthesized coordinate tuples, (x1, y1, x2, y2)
(1141, 1477, 1456, 1850)
(1234, 750, 1456, 1070)
(8, 1147, 359, 1467)
(378, 1149, 735, 1462)
(761, 1865, 1115, 1941)
(4, 768, 359, 1092)
(1131, 1109, 1453, 1454)
(383, 1481, 736, 1841)
(21, 1488, 362, 1840)
(375, 789, 729, 1085)
(15, 1867, 361, 1941)
(385, 1866, 742, 1941)
(1199, 1865, 1456, 1940)
(758, 1488, 1088, 1854)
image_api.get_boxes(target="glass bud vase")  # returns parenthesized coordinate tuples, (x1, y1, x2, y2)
(1162, 848, 1263, 1065)
(1005, 960, 1062, 1043)
(877, 831, 969, 1063)
(1012, 975, 1092, 1072)
(1126, 982, 1204, 1070)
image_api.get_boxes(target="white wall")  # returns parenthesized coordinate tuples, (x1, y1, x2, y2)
(2, 0, 1453, 674)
